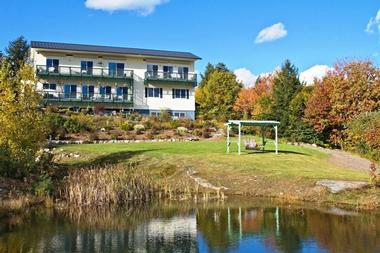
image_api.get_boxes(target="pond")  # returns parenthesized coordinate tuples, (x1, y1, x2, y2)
(0, 200, 379, 253)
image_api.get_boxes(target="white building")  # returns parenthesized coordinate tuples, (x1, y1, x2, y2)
(30, 41, 201, 119)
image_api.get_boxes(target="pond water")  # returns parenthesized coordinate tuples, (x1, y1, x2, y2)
(1, 200, 380, 253)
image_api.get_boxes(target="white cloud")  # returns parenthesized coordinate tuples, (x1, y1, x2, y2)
(234, 68, 258, 87)
(255, 22, 287, 44)
(366, 9, 380, 33)
(300, 65, 332, 85)
(85, 0, 169, 15)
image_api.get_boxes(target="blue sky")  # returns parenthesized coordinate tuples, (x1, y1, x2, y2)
(0, 0, 379, 86)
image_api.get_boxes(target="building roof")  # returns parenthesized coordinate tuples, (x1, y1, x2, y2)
(31, 41, 201, 60)
(227, 120, 280, 126)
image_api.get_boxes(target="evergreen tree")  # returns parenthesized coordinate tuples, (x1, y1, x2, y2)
(270, 60, 303, 135)
(5, 36, 30, 76)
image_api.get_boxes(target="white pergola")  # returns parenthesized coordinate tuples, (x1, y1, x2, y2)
(226, 120, 280, 155)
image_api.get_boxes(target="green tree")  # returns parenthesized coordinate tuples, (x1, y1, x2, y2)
(286, 86, 321, 143)
(196, 66, 242, 121)
(5, 36, 30, 76)
(0, 61, 44, 177)
(270, 60, 303, 135)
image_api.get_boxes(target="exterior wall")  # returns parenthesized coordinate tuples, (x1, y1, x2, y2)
(31, 48, 196, 118)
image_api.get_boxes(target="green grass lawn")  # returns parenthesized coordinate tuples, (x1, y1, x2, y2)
(60, 138, 368, 181)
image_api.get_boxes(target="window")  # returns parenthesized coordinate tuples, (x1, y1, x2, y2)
(100, 85, 112, 99)
(172, 89, 189, 99)
(178, 67, 189, 79)
(63, 84, 77, 99)
(43, 83, 56, 90)
(109, 62, 125, 77)
(145, 87, 163, 98)
(46, 59, 59, 73)
(163, 66, 173, 78)
(82, 85, 94, 100)
(173, 112, 186, 118)
(116, 87, 128, 100)
(151, 112, 160, 116)
(147, 65, 158, 77)
(81, 61, 93, 75)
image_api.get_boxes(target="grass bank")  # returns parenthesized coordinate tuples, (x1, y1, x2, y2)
(57, 138, 379, 210)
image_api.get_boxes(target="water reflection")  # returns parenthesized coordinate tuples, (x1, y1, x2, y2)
(0, 201, 379, 253)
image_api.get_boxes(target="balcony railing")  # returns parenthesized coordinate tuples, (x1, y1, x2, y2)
(145, 71, 197, 83)
(42, 91, 132, 104)
(36, 65, 134, 80)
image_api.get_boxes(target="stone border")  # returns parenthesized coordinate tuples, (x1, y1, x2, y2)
(49, 137, 200, 145)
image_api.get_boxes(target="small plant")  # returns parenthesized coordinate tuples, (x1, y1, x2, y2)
(134, 124, 145, 134)
(111, 133, 119, 140)
(120, 121, 134, 131)
(145, 130, 154, 140)
(369, 162, 380, 187)
(202, 128, 211, 138)
(177, 126, 188, 136)
(33, 172, 53, 197)
(88, 132, 99, 142)
(193, 129, 203, 137)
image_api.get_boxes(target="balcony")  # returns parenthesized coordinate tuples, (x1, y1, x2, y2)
(36, 65, 134, 83)
(144, 71, 197, 85)
(42, 91, 133, 108)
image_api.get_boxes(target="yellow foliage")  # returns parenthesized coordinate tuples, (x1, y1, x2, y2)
(0, 62, 45, 172)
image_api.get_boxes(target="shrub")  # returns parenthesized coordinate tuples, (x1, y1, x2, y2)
(46, 105, 59, 113)
(202, 128, 211, 138)
(134, 124, 145, 134)
(346, 112, 380, 161)
(127, 112, 142, 122)
(193, 129, 203, 137)
(145, 130, 154, 140)
(94, 105, 105, 115)
(179, 118, 194, 129)
(88, 132, 99, 142)
(0, 145, 19, 177)
(177, 127, 188, 136)
(120, 121, 134, 131)
(63, 118, 87, 134)
(33, 172, 53, 196)
(159, 109, 172, 122)
(126, 133, 137, 140)
(43, 113, 66, 138)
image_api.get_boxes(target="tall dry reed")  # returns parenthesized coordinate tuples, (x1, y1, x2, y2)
(60, 164, 156, 206)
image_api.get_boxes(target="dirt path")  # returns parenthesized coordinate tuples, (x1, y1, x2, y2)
(302, 144, 373, 172)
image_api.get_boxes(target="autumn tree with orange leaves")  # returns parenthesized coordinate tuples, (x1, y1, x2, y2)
(233, 75, 273, 119)
(305, 60, 380, 148)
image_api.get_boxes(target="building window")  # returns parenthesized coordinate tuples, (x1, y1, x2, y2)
(81, 61, 93, 75)
(43, 83, 56, 90)
(145, 87, 162, 98)
(116, 87, 128, 100)
(64, 84, 77, 99)
(100, 85, 112, 99)
(46, 59, 59, 73)
(82, 85, 94, 100)
(163, 65, 173, 78)
(147, 65, 158, 77)
(178, 67, 189, 79)
(172, 89, 189, 99)
(173, 112, 186, 118)
(151, 112, 160, 116)
(109, 63, 125, 77)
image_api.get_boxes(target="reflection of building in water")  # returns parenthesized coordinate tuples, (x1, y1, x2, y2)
(35, 214, 197, 253)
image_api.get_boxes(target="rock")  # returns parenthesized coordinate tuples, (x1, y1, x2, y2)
(316, 179, 369, 193)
